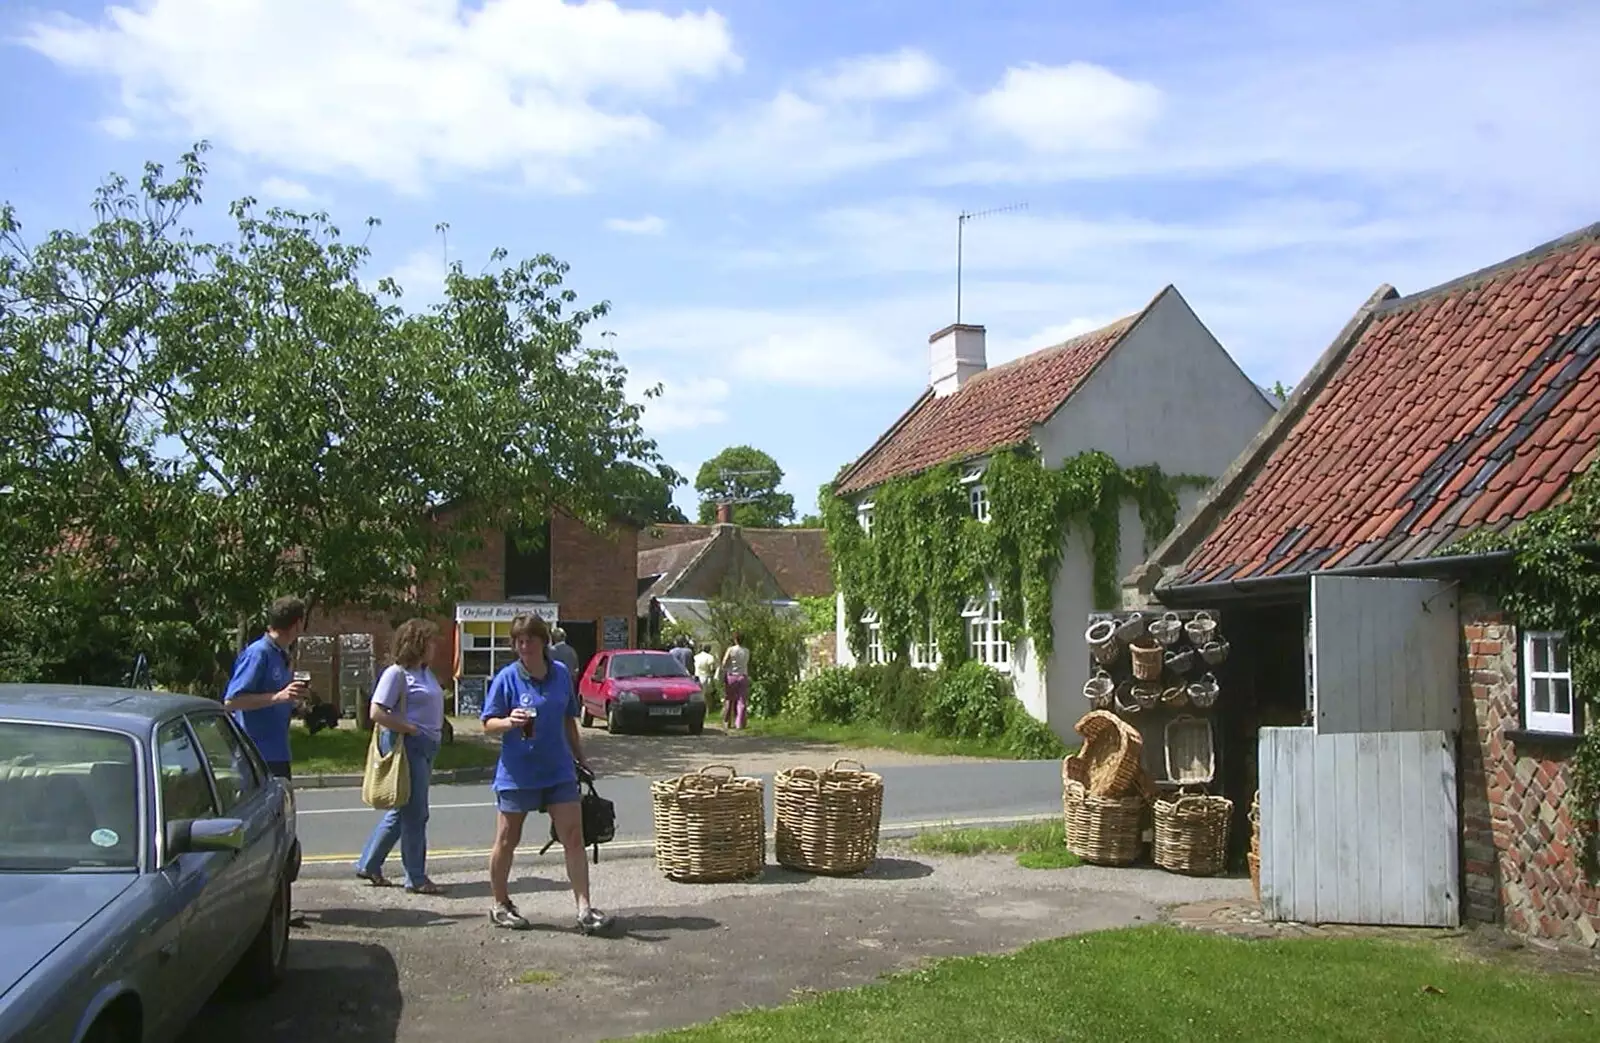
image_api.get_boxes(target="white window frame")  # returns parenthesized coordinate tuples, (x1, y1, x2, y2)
(960, 466, 990, 523)
(860, 609, 884, 665)
(857, 501, 874, 536)
(963, 589, 1010, 668)
(910, 617, 941, 670)
(1522, 629, 1576, 736)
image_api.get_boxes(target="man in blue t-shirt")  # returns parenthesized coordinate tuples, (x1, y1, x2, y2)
(481, 612, 611, 935)
(223, 596, 308, 779)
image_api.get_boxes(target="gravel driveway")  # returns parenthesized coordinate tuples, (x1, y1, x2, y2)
(180, 849, 1251, 1043)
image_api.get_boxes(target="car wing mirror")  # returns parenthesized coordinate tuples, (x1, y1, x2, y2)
(166, 817, 247, 856)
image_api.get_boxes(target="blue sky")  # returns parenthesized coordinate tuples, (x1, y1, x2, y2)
(4, 0, 1599, 519)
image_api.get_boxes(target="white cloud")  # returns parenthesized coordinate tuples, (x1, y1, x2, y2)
(971, 62, 1163, 154)
(629, 373, 730, 434)
(605, 215, 667, 236)
(807, 48, 943, 103)
(97, 115, 134, 139)
(22, 0, 740, 193)
(987, 318, 1121, 366)
(384, 248, 450, 305)
(259, 176, 315, 203)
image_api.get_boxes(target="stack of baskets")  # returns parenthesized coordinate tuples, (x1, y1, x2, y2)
(650, 765, 766, 882)
(1062, 711, 1150, 865)
(1152, 791, 1234, 877)
(774, 759, 884, 875)
(1248, 790, 1261, 901)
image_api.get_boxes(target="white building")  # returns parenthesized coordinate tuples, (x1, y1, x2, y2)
(831, 285, 1277, 735)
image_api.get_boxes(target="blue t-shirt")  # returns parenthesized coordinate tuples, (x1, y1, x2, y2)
(224, 635, 295, 763)
(482, 657, 580, 793)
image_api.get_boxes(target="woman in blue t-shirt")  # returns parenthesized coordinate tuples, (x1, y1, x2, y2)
(481, 613, 611, 934)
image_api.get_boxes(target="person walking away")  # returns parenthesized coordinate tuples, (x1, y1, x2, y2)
(354, 618, 447, 894)
(549, 626, 581, 677)
(721, 632, 751, 730)
(223, 596, 308, 780)
(482, 613, 612, 934)
(693, 643, 716, 687)
(669, 634, 693, 671)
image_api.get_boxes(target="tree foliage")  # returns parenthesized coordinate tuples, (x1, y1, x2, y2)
(702, 582, 807, 718)
(0, 145, 664, 689)
(694, 445, 795, 528)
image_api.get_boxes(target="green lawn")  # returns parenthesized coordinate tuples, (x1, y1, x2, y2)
(643, 926, 1600, 1042)
(289, 719, 499, 775)
(908, 819, 1081, 870)
(744, 718, 1026, 760)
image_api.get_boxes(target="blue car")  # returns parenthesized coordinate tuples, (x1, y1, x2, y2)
(0, 685, 301, 1043)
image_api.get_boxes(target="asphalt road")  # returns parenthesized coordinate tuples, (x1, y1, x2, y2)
(294, 759, 1063, 871)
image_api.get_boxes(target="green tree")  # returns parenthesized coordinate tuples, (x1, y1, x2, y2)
(703, 582, 807, 719)
(617, 463, 688, 524)
(0, 144, 664, 689)
(695, 445, 795, 527)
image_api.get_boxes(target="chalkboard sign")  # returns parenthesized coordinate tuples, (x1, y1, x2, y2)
(455, 676, 488, 718)
(602, 616, 630, 650)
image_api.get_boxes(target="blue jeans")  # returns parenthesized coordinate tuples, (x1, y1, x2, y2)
(355, 731, 439, 887)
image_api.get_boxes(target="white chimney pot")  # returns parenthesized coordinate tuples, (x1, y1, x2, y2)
(929, 323, 987, 397)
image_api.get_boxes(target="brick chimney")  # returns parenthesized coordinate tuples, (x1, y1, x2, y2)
(929, 323, 986, 397)
(716, 502, 734, 524)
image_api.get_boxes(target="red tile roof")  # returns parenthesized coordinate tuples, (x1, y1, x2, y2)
(833, 305, 1149, 494)
(640, 524, 833, 598)
(1167, 224, 1600, 588)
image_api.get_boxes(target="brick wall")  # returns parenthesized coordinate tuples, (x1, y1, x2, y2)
(306, 507, 638, 681)
(1460, 591, 1599, 949)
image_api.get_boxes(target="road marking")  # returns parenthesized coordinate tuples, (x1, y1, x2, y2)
(298, 811, 1058, 864)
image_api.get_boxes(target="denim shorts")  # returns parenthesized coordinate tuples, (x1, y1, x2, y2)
(495, 780, 581, 815)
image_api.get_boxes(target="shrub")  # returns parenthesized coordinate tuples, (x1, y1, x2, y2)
(1000, 701, 1071, 759)
(788, 666, 866, 725)
(850, 661, 934, 732)
(704, 583, 807, 718)
(926, 661, 1012, 740)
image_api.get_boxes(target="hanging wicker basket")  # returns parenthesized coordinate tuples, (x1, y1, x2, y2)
(1064, 778, 1145, 866)
(1086, 619, 1121, 665)
(1129, 637, 1164, 681)
(1083, 669, 1115, 708)
(774, 759, 884, 876)
(1183, 610, 1217, 646)
(1199, 638, 1230, 666)
(1187, 673, 1220, 709)
(1163, 715, 1215, 785)
(1073, 710, 1144, 796)
(1160, 683, 1188, 708)
(1113, 613, 1148, 643)
(1147, 611, 1183, 647)
(1132, 682, 1162, 709)
(1153, 793, 1233, 877)
(651, 765, 766, 883)
(1164, 648, 1197, 675)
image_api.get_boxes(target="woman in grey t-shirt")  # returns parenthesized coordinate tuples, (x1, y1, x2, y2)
(355, 618, 447, 893)
(721, 632, 751, 730)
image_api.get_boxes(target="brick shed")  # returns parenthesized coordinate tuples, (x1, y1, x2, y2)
(1126, 222, 1600, 947)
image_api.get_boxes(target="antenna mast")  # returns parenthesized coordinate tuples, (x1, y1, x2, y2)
(956, 202, 1027, 325)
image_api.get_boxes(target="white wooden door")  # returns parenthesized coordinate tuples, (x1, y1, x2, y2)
(1259, 727, 1458, 927)
(1310, 576, 1458, 734)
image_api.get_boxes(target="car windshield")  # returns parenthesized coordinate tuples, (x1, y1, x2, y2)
(0, 722, 140, 871)
(610, 653, 691, 680)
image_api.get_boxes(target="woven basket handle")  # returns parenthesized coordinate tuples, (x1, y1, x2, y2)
(828, 758, 866, 773)
(677, 764, 737, 790)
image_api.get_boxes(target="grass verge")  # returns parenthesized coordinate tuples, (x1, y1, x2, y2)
(642, 925, 1600, 1042)
(908, 819, 1080, 870)
(744, 717, 1054, 760)
(289, 718, 499, 775)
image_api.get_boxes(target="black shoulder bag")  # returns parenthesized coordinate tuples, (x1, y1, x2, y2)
(538, 763, 616, 864)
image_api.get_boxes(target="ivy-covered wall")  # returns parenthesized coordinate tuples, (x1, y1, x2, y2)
(822, 446, 1209, 668)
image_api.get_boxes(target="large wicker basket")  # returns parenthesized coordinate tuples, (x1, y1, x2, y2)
(651, 765, 766, 882)
(1153, 793, 1233, 877)
(1073, 710, 1144, 797)
(1249, 790, 1261, 902)
(1063, 777, 1145, 865)
(774, 759, 884, 875)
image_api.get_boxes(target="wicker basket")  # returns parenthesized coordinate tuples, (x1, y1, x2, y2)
(1063, 778, 1145, 865)
(1153, 793, 1233, 877)
(1129, 637, 1164, 681)
(1074, 710, 1144, 796)
(1248, 852, 1260, 901)
(774, 759, 884, 875)
(1163, 715, 1215, 785)
(651, 765, 766, 882)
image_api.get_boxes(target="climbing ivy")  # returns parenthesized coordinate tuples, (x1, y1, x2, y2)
(823, 447, 1209, 664)
(1445, 466, 1600, 861)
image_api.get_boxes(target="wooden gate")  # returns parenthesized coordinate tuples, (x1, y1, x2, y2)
(1259, 727, 1458, 927)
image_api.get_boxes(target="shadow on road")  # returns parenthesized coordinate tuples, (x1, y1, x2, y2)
(434, 874, 574, 902)
(181, 939, 401, 1043)
(308, 906, 478, 930)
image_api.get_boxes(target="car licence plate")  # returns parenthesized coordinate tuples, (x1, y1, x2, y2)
(648, 706, 682, 716)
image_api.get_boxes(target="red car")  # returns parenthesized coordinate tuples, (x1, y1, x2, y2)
(578, 649, 707, 735)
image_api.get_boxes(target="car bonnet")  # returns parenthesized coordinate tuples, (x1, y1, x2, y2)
(0, 873, 137, 1001)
